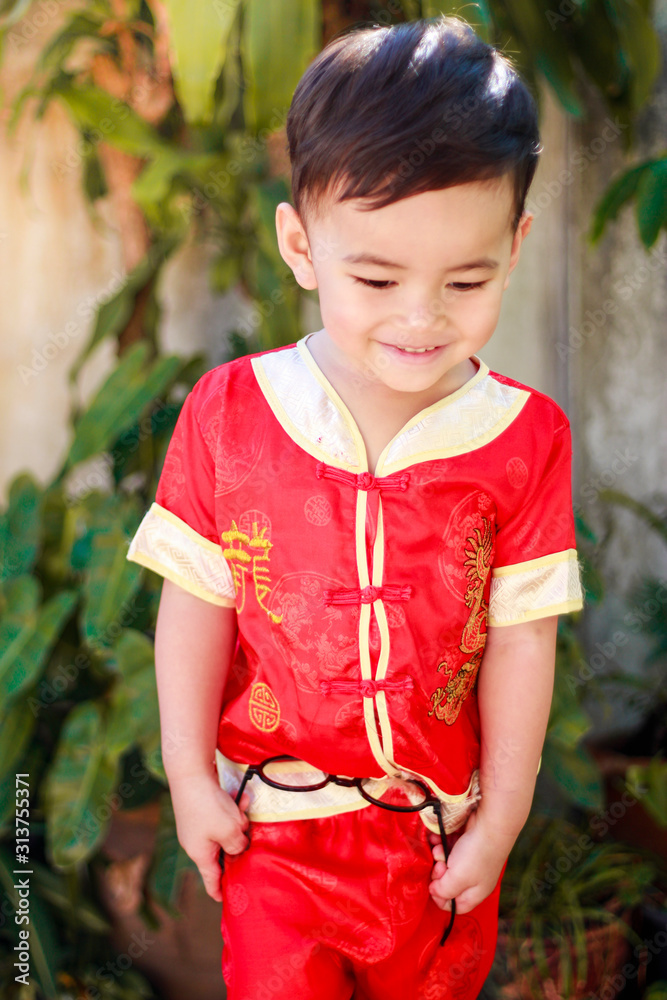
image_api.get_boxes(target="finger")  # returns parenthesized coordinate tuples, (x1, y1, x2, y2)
(220, 830, 249, 856)
(429, 870, 462, 903)
(427, 831, 440, 846)
(431, 843, 445, 862)
(429, 889, 453, 912)
(431, 860, 447, 880)
(199, 863, 224, 903)
(238, 791, 251, 814)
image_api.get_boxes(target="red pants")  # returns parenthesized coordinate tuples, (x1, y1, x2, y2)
(219, 794, 505, 999)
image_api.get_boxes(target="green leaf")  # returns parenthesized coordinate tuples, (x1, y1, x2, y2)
(497, 0, 584, 116)
(31, 856, 112, 934)
(53, 78, 167, 156)
(66, 342, 182, 467)
(80, 525, 143, 649)
(589, 161, 647, 243)
(0, 590, 78, 706)
(42, 702, 120, 867)
(210, 250, 242, 294)
(0, 700, 36, 783)
(626, 757, 667, 826)
(34, 11, 107, 78)
(242, 0, 320, 133)
(69, 241, 177, 383)
(105, 630, 159, 759)
(148, 792, 197, 912)
(162, 0, 241, 125)
(635, 158, 667, 248)
(541, 742, 604, 810)
(0, 472, 42, 581)
(82, 143, 108, 202)
(604, 0, 661, 110)
(546, 701, 591, 750)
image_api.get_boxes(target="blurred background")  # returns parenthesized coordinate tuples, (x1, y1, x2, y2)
(0, 1, 666, 997)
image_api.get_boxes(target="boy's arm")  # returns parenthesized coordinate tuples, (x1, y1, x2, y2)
(155, 577, 237, 781)
(476, 613, 558, 845)
(154, 578, 250, 902)
(429, 614, 558, 914)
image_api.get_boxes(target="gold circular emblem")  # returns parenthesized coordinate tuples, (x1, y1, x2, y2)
(248, 682, 280, 732)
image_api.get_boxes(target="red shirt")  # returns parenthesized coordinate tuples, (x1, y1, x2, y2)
(127, 335, 584, 800)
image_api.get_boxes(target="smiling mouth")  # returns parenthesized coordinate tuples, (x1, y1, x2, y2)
(383, 343, 443, 354)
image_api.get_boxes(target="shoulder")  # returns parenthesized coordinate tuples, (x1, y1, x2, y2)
(485, 367, 572, 435)
(188, 342, 298, 419)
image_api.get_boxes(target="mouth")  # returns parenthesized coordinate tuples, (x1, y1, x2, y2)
(379, 342, 446, 361)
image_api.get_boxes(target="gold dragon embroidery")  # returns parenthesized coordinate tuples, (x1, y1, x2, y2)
(221, 519, 283, 624)
(429, 517, 493, 725)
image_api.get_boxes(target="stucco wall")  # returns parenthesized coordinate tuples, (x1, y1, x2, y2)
(567, 3, 667, 735)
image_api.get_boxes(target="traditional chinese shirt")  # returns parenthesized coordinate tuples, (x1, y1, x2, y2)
(127, 334, 584, 814)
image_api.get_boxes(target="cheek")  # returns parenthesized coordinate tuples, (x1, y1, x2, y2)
(457, 293, 502, 330)
(320, 281, 376, 329)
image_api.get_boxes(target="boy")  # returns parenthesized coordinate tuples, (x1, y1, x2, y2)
(127, 15, 584, 999)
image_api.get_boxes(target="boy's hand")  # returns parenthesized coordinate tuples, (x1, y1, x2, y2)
(427, 809, 511, 914)
(168, 771, 251, 902)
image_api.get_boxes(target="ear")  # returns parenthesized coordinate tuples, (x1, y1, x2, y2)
(275, 202, 318, 290)
(503, 212, 533, 289)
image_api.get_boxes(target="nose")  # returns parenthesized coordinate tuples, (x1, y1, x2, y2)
(398, 287, 447, 336)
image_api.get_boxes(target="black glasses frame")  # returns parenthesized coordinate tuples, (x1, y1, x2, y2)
(223, 753, 456, 947)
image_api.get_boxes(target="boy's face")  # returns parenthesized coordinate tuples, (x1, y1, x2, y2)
(275, 175, 532, 398)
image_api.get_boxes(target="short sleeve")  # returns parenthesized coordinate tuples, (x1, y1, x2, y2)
(126, 384, 236, 607)
(488, 418, 585, 627)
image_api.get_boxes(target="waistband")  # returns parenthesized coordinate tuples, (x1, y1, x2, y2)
(214, 750, 481, 835)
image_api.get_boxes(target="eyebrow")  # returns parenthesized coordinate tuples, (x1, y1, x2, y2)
(342, 252, 499, 271)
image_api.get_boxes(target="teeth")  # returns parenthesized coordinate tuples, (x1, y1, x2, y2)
(398, 346, 436, 353)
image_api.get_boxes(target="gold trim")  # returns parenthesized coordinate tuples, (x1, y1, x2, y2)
(492, 547, 579, 577)
(298, 335, 516, 472)
(377, 389, 530, 475)
(127, 551, 236, 607)
(250, 354, 360, 472)
(248, 801, 372, 822)
(148, 502, 225, 555)
(372, 500, 396, 764)
(297, 335, 368, 461)
(488, 597, 584, 627)
(126, 503, 237, 605)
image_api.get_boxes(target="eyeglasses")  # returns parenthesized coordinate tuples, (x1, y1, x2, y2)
(225, 754, 456, 947)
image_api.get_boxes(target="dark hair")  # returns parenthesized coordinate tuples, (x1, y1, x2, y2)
(285, 16, 542, 232)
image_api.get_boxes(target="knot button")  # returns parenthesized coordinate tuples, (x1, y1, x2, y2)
(357, 472, 376, 491)
(360, 585, 380, 603)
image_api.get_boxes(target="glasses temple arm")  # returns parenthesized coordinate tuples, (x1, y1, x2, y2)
(234, 769, 253, 806)
(433, 802, 456, 948)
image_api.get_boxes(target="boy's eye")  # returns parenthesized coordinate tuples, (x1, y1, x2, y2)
(352, 276, 395, 290)
(352, 277, 486, 292)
